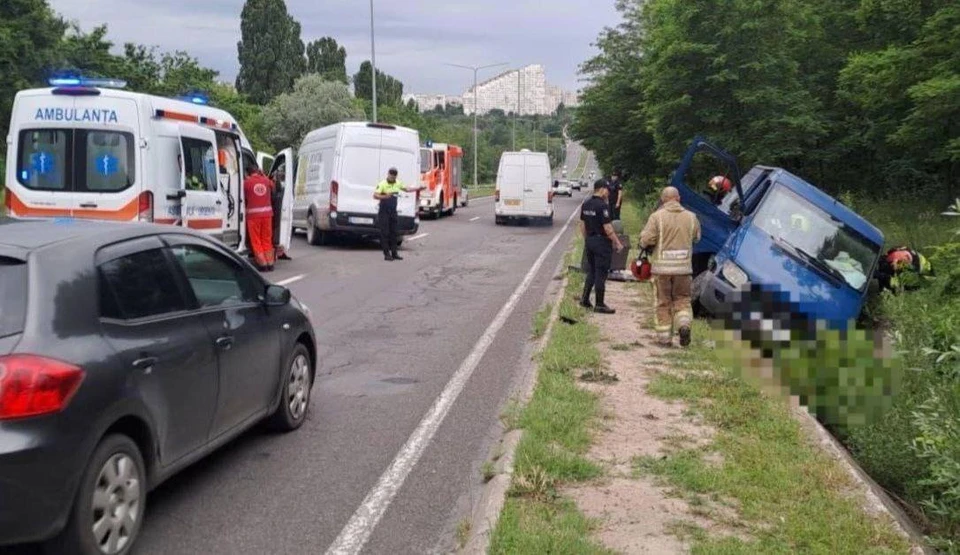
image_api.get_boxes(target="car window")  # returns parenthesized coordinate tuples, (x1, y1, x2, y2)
(0, 257, 28, 338)
(99, 249, 188, 320)
(170, 245, 260, 308)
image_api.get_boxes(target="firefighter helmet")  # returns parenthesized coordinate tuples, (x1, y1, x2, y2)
(708, 175, 732, 193)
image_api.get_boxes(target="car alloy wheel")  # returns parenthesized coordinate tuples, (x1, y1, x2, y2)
(288, 352, 311, 420)
(91, 453, 142, 554)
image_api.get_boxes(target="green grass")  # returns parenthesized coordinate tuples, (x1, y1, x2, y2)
(532, 303, 553, 339)
(490, 238, 610, 552)
(634, 318, 911, 554)
(469, 183, 496, 199)
(491, 497, 614, 555)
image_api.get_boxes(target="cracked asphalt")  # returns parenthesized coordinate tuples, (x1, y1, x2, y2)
(125, 185, 589, 554)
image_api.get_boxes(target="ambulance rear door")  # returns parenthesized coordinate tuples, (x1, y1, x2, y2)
(178, 124, 225, 235)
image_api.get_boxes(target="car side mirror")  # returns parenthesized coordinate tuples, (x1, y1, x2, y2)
(263, 284, 291, 306)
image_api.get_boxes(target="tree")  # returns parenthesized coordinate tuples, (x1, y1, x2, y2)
(236, 0, 306, 104)
(0, 0, 67, 154)
(353, 61, 404, 106)
(260, 73, 364, 149)
(305, 37, 347, 84)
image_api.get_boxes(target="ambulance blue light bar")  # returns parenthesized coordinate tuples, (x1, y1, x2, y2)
(48, 76, 127, 89)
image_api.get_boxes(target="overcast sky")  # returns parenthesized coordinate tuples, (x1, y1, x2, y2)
(49, 0, 620, 96)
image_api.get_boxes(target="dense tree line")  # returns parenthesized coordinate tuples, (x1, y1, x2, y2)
(0, 0, 569, 186)
(573, 0, 959, 202)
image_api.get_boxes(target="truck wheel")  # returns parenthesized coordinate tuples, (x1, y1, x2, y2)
(691, 271, 710, 317)
(307, 214, 323, 246)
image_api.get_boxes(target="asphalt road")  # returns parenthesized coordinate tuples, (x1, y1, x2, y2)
(124, 192, 587, 554)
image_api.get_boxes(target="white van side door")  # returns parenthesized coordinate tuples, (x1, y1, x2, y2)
(267, 148, 295, 252)
(257, 152, 275, 173)
(178, 124, 226, 235)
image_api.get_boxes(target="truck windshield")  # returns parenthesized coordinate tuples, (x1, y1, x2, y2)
(17, 128, 136, 192)
(753, 184, 880, 292)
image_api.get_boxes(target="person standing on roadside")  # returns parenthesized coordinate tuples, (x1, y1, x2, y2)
(243, 160, 276, 272)
(607, 170, 624, 221)
(373, 168, 422, 262)
(270, 165, 292, 261)
(640, 186, 701, 347)
(580, 180, 625, 314)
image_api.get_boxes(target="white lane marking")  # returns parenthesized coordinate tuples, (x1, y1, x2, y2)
(277, 275, 305, 286)
(408, 233, 429, 242)
(325, 203, 582, 555)
(469, 216, 480, 222)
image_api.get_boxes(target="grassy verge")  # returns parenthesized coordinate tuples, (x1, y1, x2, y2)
(490, 234, 613, 554)
(635, 317, 910, 554)
(469, 183, 496, 199)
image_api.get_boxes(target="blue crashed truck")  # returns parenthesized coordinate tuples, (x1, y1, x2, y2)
(673, 137, 885, 327)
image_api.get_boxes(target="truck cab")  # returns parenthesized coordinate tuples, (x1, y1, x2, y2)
(674, 137, 884, 327)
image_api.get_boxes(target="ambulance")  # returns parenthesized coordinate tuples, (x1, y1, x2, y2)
(3, 76, 292, 253)
(418, 142, 464, 218)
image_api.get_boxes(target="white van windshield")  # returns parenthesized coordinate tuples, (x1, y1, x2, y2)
(17, 129, 135, 192)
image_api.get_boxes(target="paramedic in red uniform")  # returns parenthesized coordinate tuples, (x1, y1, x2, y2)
(244, 160, 276, 272)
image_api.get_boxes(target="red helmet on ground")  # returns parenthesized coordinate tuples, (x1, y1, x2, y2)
(708, 176, 732, 194)
(886, 249, 914, 270)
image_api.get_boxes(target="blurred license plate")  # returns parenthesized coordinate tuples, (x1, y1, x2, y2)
(505, 199, 521, 206)
(350, 217, 374, 225)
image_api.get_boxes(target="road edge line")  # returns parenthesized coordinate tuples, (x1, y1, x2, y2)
(324, 203, 583, 555)
(459, 242, 574, 555)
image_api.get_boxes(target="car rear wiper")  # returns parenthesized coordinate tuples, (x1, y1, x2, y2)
(775, 237, 848, 287)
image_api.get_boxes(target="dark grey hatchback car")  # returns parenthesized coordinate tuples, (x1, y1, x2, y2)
(0, 219, 316, 554)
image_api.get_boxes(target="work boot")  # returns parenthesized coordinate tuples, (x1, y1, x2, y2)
(392, 253, 404, 261)
(580, 297, 593, 309)
(279, 253, 292, 261)
(384, 254, 395, 261)
(594, 305, 616, 315)
(679, 326, 692, 348)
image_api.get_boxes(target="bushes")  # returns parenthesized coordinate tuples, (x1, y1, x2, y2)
(841, 197, 960, 549)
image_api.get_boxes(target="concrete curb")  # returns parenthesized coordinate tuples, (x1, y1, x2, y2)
(459, 247, 573, 555)
(791, 406, 932, 554)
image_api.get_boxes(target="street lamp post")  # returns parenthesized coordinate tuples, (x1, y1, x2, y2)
(369, 0, 377, 123)
(446, 62, 508, 186)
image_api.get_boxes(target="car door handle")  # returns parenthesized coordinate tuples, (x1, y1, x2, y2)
(216, 336, 235, 350)
(216, 200, 223, 205)
(132, 356, 158, 370)
(79, 202, 98, 209)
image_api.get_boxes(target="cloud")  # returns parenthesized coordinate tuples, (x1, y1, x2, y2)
(49, 0, 620, 95)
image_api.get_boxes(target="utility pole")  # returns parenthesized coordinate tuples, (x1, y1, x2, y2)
(369, 0, 377, 123)
(446, 62, 508, 186)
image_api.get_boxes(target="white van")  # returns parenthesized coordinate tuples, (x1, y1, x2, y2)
(494, 150, 554, 225)
(3, 78, 291, 253)
(287, 122, 420, 246)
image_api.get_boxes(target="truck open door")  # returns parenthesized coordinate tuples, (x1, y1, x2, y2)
(178, 124, 226, 235)
(257, 152, 275, 174)
(670, 136, 744, 258)
(267, 148, 295, 253)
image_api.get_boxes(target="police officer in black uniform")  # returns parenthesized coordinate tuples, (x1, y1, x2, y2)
(607, 170, 624, 221)
(580, 180, 624, 314)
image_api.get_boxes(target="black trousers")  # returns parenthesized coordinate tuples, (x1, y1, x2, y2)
(609, 199, 621, 221)
(379, 209, 399, 256)
(582, 236, 613, 306)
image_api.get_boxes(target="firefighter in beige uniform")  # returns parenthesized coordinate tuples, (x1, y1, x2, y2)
(640, 187, 702, 347)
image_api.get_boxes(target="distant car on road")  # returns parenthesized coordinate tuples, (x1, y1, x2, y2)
(0, 219, 317, 554)
(553, 180, 574, 197)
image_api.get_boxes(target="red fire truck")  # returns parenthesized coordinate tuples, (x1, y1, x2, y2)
(419, 143, 464, 218)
